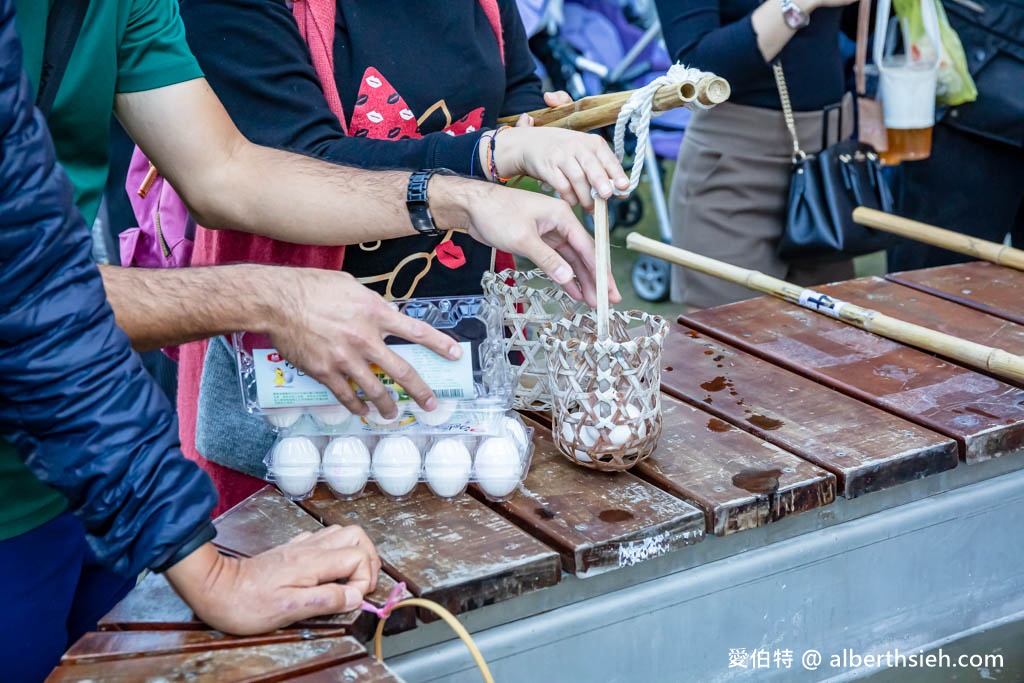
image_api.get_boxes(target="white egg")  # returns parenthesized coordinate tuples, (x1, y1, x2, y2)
(625, 404, 647, 439)
(310, 404, 352, 427)
(372, 436, 421, 496)
(322, 437, 371, 496)
(271, 436, 321, 498)
(265, 408, 304, 429)
(560, 411, 597, 462)
(500, 415, 529, 453)
(410, 400, 457, 427)
(474, 436, 523, 498)
(424, 438, 472, 498)
(365, 404, 406, 427)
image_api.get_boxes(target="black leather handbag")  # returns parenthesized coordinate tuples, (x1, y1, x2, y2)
(772, 62, 896, 262)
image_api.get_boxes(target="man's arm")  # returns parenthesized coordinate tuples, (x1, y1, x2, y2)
(113, 78, 617, 305)
(101, 263, 462, 414)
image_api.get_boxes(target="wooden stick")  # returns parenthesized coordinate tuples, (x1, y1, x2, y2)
(626, 233, 1024, 384)
(853, 207, 1024, 271)
(497, 75, 730, 132)
(594, 195, 610, 341)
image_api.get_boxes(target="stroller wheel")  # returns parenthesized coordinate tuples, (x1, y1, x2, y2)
(631, 254, 671, 302)
(613, 195, 643, 229)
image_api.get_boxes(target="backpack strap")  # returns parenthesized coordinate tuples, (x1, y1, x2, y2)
(291, 0, 348, 134)
(36, 0, 90, 118)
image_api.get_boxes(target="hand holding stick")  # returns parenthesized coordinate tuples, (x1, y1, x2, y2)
(853, 207, 1024, 271)
(626, 233, 1024, 384)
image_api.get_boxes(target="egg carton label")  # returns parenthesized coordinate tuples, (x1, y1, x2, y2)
(351, 341, 475, 402)
(253, 349, 337, 408)
(253, 342, 474, 409)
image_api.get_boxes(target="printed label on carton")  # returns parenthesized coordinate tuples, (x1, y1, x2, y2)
(356, 342, 474, 401)
(253, 342, 474, 409)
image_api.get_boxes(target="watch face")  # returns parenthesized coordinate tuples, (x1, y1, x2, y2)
(784, 6, 810, 28)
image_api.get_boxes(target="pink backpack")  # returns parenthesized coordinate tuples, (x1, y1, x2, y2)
(120, 0, 504, 270)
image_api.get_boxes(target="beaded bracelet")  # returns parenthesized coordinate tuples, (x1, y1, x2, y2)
(486, 125, 513, 184)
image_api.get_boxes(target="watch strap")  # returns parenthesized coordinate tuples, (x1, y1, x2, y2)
(406, 168, 456, 238)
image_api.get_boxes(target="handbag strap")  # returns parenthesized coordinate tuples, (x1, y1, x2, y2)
(771, 62, 807, 162)
(36, 0, 90, 118)
(854, 0, 871, 96)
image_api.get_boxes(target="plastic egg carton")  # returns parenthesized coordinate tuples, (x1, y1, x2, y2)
(232, 295, 515, 430)
(264, 411, 534, 503)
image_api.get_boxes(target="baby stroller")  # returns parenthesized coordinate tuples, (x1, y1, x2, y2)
(517, 0, 686, 302)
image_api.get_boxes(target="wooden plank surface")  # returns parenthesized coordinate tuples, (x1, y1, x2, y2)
(475, 418, 704, 577)
(661, 323, 959, 498)
(684, 296, 1024, 463)
(823, 276, 1024, 378)
(62, 630, 347, 665)
(299, 486, 561, 621)
(888, 261, 1024, 327)
(47, 636, 367, 683)
(287, 658, 405, 682)
(634, 393, 836, 535)
(214, 487, 416, 635)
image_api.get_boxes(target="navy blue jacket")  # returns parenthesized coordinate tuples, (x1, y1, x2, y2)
(0, 0, 217, 577)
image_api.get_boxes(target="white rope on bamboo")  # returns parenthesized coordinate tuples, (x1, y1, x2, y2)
(613, 63, 714, 193)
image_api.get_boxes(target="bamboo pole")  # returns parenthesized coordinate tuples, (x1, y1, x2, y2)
(497, 75, 730, 131)
(626, 233, 1024, 384)
(853, 207, 1024, 271)
(594, 195, 610, 341)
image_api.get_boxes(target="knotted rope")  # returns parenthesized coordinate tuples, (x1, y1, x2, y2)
(613, 63, 717, 194)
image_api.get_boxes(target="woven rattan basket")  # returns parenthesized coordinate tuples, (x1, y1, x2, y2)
(481, 269, 586, 412)
(541, 310, 668, 471)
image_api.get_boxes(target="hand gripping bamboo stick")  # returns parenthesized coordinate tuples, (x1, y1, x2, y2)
(626, 233, 1024, 384)
(497, 75, 730, 131)
(853, 207, 1024, 271)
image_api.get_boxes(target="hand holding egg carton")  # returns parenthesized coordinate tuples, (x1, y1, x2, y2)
(266, 412, 534, 502)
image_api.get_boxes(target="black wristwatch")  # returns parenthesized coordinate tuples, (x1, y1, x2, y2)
(407, 168, 456, 238)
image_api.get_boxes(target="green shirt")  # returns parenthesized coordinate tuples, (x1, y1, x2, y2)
(2, 0, 203, 542)
(14, 0, 203, 226)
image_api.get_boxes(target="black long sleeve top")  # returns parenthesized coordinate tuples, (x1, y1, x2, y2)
(656, 0, 860, 111)
(179, 0, 545, 298)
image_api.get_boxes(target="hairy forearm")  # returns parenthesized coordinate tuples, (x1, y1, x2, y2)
(189, 143, 475, 246)
(100, 263, 280, 352)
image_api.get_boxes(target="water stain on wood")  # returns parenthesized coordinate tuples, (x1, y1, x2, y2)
(707, 418, 731, 433)
(598, 509, 635, 523)
(704, 349, 715, 355)
(966, 406, 999, 420)
(747, 414, 784, 430)
(732, 468, 783, 495)
(701, 376, 729, 392)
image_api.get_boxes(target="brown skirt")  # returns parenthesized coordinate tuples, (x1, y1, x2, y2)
(669, 95, 856, 308)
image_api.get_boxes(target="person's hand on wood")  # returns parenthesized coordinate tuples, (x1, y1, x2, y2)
(166, 526, 381, 635)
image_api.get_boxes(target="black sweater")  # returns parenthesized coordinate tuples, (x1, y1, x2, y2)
(179, 0, 545, 298)
(656, 0, 860, 111)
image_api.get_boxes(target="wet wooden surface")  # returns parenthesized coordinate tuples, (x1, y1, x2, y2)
(822, 276, 1024, 380)
(214, 487, 416, 635)
(633, 393, 836, 535)
(299, 486, 561, 622)
(476, 417, 705, 576)
(47, 635, 384, 683)
(685, 296, 1024, 463)
(888, 261, 1024, 327)
(661, 323, 959, 498)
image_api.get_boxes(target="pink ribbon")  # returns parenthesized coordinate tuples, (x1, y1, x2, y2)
(361, 581, 408, 618)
